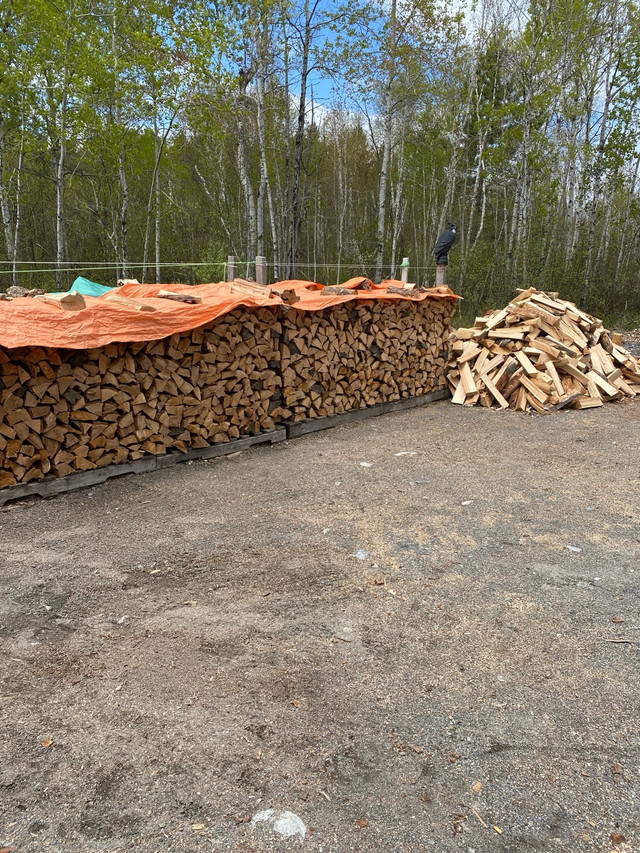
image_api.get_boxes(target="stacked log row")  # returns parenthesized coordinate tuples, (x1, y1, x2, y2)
(0, 307, 281, 488)
(277, 299, 455, 421)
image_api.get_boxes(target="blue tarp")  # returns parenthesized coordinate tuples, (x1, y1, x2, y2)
(70, 276, 114, 297)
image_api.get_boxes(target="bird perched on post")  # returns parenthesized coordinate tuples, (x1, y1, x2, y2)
(434, 223, 457, 266)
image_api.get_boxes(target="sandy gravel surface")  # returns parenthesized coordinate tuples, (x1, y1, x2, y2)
(1, 399, 639, 853)
(622, 330, 640, 358)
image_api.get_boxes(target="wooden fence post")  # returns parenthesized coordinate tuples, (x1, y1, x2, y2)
(227, 255, 237, 281)
(436, 264, 447, 286)
(400, 257, 410, 284)
(256, 256, 267, 286)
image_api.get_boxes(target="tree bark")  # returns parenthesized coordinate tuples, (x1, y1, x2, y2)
(257, 63, 279, 278)
(12, 127, 24, 287)
(374, 0, 396, 283)
(286, 0, 317, 278)
(615, 153, 640, 280)
(0, 118, 15, 273)
(142, 107, 175, 283)
(54, 39, 70, 292)
(581, 48, 620, 307)
(118, 149, 129, 278)
(154, 114, 161, 283)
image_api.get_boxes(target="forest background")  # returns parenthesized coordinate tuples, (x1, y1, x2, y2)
(1, 0, 640, 324)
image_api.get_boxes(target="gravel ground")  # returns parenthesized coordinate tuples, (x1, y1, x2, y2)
(1, 399, 639, 853)
(622, 330, 640, 358)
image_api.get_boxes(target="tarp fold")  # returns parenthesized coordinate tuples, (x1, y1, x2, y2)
(0, 280, 459, 350)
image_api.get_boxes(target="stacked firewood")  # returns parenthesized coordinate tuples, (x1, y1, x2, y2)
(447, 287, 640, 412)
(278, 299, 455, 421)
(0, 307, 281, 488)
(0, 297, 456, 489)
(0, 286, 46, 300)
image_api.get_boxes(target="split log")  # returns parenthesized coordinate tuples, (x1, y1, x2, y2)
(104, 293, 156, 312)
(35, 292, 86, 311)
(157, 290, 202, 305)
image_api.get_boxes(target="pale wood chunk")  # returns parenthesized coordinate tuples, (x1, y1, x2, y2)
(479, 372, 509, 409)
(508, 300, 559, 326)
(457, 341, 482, 364)
(104, 293, 156, 312)
(35, 292, 86, 311)
(544, 361, 565, 397)
(572, 396, 604, 409)
(586, 370, 619, 398)
(231, 278, 273, 297)
(157, 290, 203, 305)
(459, 361, 478, 395)
(514, 350, 539, 376)
(517, 373, 548, 404)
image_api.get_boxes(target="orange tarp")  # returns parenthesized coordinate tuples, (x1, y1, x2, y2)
(0, 279, 459, 350)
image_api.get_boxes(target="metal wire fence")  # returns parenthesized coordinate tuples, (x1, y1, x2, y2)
(0, 259, 454, 303)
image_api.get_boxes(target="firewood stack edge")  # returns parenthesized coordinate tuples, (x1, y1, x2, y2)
(447, 287, 640, 412)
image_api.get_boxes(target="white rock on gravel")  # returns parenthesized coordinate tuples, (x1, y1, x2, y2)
(251, 809, 307, 841)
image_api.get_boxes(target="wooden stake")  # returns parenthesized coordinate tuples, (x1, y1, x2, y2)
(256, 256, 267, 286)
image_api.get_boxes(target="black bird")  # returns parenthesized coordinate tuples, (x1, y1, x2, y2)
(434, 223, 457, 265)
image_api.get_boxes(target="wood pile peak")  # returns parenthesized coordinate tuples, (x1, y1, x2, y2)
(447, 287, 640, 412)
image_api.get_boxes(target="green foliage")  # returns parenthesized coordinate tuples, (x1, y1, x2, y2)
(198, 242, 229, 283)
(0, 0, 639, 320)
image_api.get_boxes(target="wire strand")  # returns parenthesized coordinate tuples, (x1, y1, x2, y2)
(0, 260, 436, 278)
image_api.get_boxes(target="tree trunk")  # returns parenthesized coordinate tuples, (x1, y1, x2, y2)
(254, 18, 276, 266)
(118, 149, 129, 278)
(13, 128, 24, 287)
(374, 0, 396, 283)
(0, 118, 15, 273)
(581, 52, 619, 307)
(54, 43, 70, 292)
(281, 16, 291, 277)
(258, 80, 279, 268)
(142, 108, 175, 283)
(55, 119, 67, 291)
(390, 125, 406, 277)
(154, 118, 161, 283)
(615, 153, 640, 280)
(286, 0, 313, 279)
(112, 4, 128, 279)
(236, 119, 257, 269)
(335, 128, 347, 284)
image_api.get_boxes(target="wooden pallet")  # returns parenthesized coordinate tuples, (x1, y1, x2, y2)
(0, 429, 286, 507)
(286, 388, 450, 437)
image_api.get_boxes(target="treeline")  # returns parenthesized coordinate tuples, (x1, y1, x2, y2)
(1, 0, 640, 322)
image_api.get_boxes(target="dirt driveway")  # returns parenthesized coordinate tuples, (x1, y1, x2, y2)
(1, 399, 639, 853)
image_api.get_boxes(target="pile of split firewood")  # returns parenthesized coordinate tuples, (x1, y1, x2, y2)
(447, 287, 640, 412)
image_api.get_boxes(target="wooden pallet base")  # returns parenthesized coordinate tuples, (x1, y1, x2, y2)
(285, 388, 450, 437)
(0, 430, 286, 508)
(0, 390, 451, 508)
